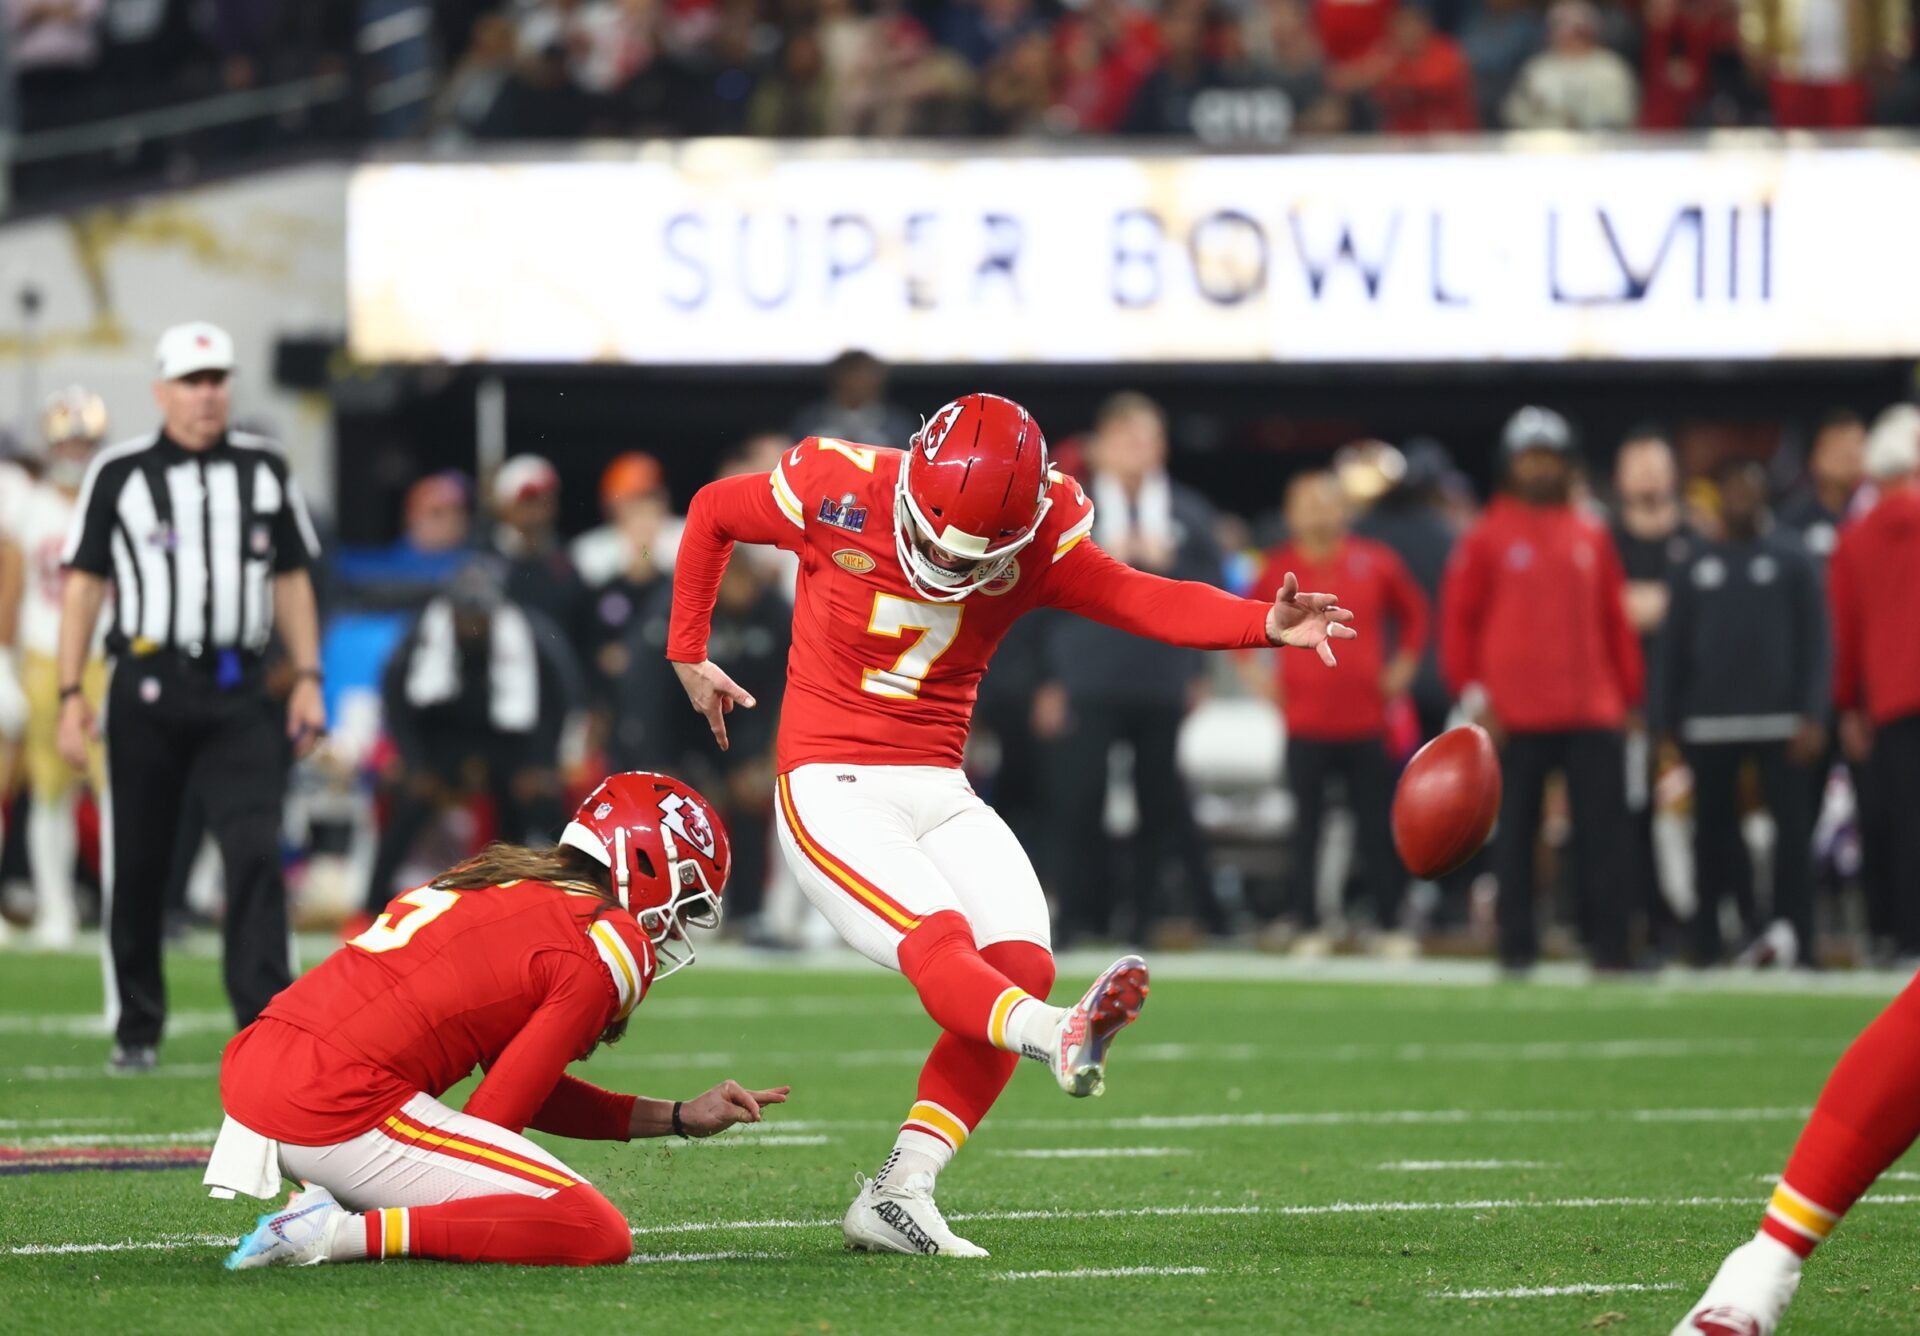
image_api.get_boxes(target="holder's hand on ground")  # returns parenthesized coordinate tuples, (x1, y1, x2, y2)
(1267, 571, 1358, 667)
(678, 1080, 791, 1137)
(673, 659, 756, 751)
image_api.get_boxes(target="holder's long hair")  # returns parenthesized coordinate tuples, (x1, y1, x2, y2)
(426, 842, 632, 1051)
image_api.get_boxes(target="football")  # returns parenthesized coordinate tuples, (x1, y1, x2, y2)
(1391, 724, 1502, 878)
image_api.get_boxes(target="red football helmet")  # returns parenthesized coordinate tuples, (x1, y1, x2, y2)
(559, 772, 730, 979)
(895, 393, 1052, 601)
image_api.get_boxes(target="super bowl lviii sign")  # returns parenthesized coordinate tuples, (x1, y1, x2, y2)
(347, 140, 1920, 365)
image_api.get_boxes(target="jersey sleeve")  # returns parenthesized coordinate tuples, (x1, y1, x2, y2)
(461, 948, 618, 1134)
(1040, 538, 1272, 648)
(529, 1075, 636, 1142)
(1044, 468, 1096, 565)
(62, 454, 120, 576)
(667, 469, 804, 663)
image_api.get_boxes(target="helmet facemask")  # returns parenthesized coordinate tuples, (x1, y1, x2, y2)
(894, 458, 1051, 602)
(619, 824, 722, 980)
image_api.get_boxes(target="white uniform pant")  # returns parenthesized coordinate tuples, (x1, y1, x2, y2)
(275, 1092, 586, 1211)
(773, 763, 1050, 970)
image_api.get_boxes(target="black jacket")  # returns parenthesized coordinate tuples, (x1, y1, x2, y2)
(1658, 530, 1830, 744)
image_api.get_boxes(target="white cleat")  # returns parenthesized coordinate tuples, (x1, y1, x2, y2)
(1048, 954, 1150, 1098)
(842, 1171, 988, 1258)
(1670, 1238, 1804, 1336)
(225, 1183, 346, 1270)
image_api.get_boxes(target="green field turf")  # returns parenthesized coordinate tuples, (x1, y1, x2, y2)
(3, 944, 1918, 1334)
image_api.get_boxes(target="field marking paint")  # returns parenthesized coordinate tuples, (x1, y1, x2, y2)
(0, 1011, 231, 1037)
(11, 1130, 218, 1148)
(995, 1266, 1210, 1280)
(0, 1117, 127, 1130)
(628, 1250, 777, 1265)
(1380, 1160, 1555, 1171)
(992, 1148, 1192, 1160)
(20, 1195, 1920, 1258)
(692, 1135, 832, 1149)
(1, 1062, 221, 1082)
(1431, 1282, 1683, 1300)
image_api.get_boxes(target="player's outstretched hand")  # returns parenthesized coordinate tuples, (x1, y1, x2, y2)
(672, 659, 757, 751)
(1266, 570, 1359, 667)
(680, 1079, 792, 1137)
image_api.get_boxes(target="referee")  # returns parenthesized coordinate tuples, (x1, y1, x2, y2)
(57, 322, 326, 1072)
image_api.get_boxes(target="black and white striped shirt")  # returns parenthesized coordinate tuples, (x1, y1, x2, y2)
(62, 430, 321, 657)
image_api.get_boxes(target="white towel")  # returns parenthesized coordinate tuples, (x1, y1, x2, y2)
(1092, 471, 1173, 550)
(202, 1115, 284, 1201)
(405, 597, 539, 734)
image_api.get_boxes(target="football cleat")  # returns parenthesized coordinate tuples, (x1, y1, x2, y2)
(1670, 1238, 1803, 1336)
(225, 1183, 347, 1270)
(1050, 954, 1150, 1098)
(842, 1171, 988, 1259)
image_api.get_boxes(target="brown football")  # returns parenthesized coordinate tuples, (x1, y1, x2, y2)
(1391, 724, 1502, 878)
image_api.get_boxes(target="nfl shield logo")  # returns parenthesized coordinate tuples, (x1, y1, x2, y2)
(249, 523, 272, 557)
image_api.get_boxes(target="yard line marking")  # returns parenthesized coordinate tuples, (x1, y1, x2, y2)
(1380, 1160, 1555, 1171)
(691, 1135, 832, 1149)
(1, 1062, 221, 1082)
(1430, 1282, 1683, 1300)
(22, 1195, 1920, 1257)
(0, 1117, 127, 1130)
(992, 1148, 1192, 1159)
(0, 1010, 231, 1037)
(996, 1266, 1210, 1280)
(628, 1250, 777, 1265)
(12, 1130, 217, 1148)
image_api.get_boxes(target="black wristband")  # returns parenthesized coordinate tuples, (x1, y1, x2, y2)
(293, 667, 323, 684)
(671, 1101, 689, 1138)
(59, 684, 82, 701)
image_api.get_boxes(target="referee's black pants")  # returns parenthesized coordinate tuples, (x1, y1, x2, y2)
(102, 657, 292, 1048)
(1284, 735, 1404, 929)
(1493, 728, 1632, 971)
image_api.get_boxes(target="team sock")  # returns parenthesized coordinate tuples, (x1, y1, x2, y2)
(340, 1187, 630, 1265)
(878, 939, 1057, 1191)
(896, 912, 1065, 1060)
(1756, 972, 1920, 1260)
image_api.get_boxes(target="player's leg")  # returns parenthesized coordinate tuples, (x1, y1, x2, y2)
(1683, 742, 1739, 964)
(1490, 731, 1552, 972)
(1672, 971, 1920, 1334)
(227, 1094, 628, 1268)
(1563, 729, 1632, 969)
(22, 651, 78, 950)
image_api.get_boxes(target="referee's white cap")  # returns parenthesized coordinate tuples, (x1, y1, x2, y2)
(155, 321, 236, 380)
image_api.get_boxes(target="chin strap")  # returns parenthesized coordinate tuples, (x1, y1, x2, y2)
(613, 826, 630, 911)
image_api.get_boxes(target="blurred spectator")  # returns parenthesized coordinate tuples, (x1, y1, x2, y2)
(1739, 0, 1909, 127)
(1830, 406, 1920, 960)
(572, 449, 683, 586)
(1442, 407, 1644, 972)
(1461, 0, 1547, 124)
(481, 28, 594, 137)
(517, 0, 655, 99)
(1042, 392, 1231, 946)
(1052, 0, 1166, 133)
(572, 453, 677, 715)
(789, 349, 917, 449)
(1351, 438, 1461, 745)
(979, 26, 1058, 132)
(489, 454, 585, 635)
(747, 23, 831, 135)
(1239, 0, 1353, 131)
(362, 567, 575, 916)
(1504, 0, 1640, 127)
(1343, 6, 1479, 133)
(1121, 1, 1233, 135)
(330, 471, 476, 609)
(1609, 428, 1691, 951)
(1640, 0, 1748, 127)
(1314, 0, 1397, 69)
(434, 12, 520, 137)
(1660, 459, 1829, 965)
(1252, 471, 1429, 950)
(942, 0, 1047, 67)
(1778, 408, 1866, 562)
(8, 0, 106, 130)
(832, 1, 977, 135)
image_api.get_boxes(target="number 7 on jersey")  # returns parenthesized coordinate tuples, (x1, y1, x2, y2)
(861, 593, 963, 700)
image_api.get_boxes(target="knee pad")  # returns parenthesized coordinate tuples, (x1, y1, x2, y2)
(982, 939, 1055, 1001)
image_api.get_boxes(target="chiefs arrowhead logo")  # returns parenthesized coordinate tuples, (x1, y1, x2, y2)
(658, 792, 716, 860)
(919, 402, 966, 459)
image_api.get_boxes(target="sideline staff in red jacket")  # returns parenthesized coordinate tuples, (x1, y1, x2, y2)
(1253, 472, 1430, 940)
(1441, 408, 1644, 972)
(1830, 408, 1920, 958)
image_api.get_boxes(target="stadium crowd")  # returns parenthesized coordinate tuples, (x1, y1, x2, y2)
(6, 0, 1919, 172)
(5, 352, 1920, 979)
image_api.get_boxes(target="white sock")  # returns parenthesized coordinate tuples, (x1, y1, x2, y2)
(1002, 996, 1067, 1064)
(1748, 1230, 1808, 1269)
(873, 1135, 948, 1191)
(28, 794, 77, 943)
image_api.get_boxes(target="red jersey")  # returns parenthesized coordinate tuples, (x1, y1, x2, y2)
(222, 880, 654, 1145)
(1253, 537, 1429, 741)
(668, 438, 1276, 771)
(1829, 485, 1920, 725)
(1440, 496, 1643, 733)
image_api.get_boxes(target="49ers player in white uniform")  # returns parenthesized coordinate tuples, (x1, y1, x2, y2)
(669, 394, 1356, 1256)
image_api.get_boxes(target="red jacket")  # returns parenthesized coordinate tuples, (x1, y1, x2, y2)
(1829, 484, 1920, 725)
(1441, 496, 1643, 732)
(1254, 536, 1430, 741)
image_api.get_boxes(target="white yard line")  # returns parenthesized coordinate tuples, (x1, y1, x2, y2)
(20, 1195, 1920, 1258)
(995, 1266, 1210, 1280)
(1379, 1160, 1555, 1171)
(11, 1130, 217, 1148)
(689, 1135, 832, 1149)
(1, 1062, 221, 1081)
(1431, 1282, 1683, 1300)
(0, 1117, 126, 1130)
(628, 1250, 777, 1265)
(992, 1148, 1192, 1159)
(0, 1011, 231, 1037)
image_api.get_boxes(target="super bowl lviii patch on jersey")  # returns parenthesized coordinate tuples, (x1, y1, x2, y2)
(819, 492, 868, 533)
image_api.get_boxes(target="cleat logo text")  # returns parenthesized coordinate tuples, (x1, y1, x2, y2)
(873, 1201, 940, 1254)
